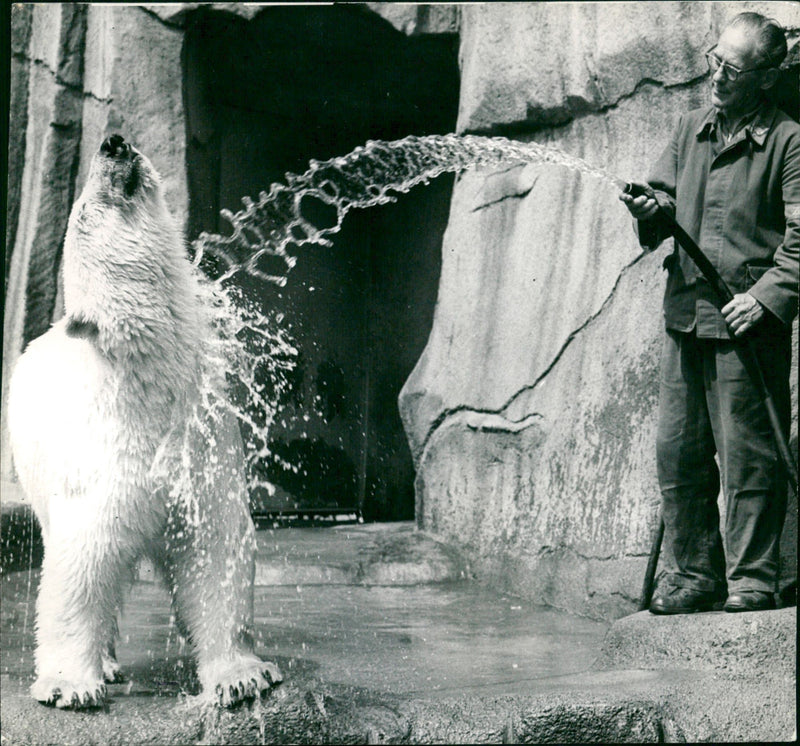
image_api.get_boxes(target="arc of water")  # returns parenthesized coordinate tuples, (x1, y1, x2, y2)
(191, 134, 625, 286)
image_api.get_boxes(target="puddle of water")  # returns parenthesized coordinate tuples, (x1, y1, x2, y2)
(252, 582, 607, 696)
(1, 569, 606, 701)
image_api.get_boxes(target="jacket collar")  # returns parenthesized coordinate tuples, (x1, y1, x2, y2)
(696, 101, 777, 147)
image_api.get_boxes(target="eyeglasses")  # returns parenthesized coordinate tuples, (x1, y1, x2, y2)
(705, 48, 773, 82)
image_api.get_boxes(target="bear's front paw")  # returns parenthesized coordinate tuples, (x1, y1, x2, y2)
(31, 676, 107, 709)
(202, 655, 283, 708)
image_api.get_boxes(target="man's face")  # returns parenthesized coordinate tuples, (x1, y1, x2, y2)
(709, 25, 768, 117)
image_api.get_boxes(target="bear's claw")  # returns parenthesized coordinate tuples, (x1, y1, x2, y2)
(203, 657, 283, 707)
(31, 677, 107, 709)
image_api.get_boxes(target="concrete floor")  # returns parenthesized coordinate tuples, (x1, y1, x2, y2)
(1, 522, 796, 744)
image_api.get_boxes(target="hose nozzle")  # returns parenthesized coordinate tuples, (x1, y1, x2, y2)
(623, 182, 655, 199)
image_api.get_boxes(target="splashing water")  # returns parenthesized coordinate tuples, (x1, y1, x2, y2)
(194, 282, 297, 500)
(193, 133, 627, 497)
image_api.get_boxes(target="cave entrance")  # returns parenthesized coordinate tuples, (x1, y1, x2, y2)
(183, 6, 459, 522)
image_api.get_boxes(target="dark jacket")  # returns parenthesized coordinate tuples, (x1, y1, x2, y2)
(637, 102, 800, 338)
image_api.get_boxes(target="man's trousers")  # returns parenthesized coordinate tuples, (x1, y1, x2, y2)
(656, 324, 792, 595)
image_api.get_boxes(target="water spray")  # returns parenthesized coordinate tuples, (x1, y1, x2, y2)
(624, 182, 799, 610)
(191, 134, 628, 285)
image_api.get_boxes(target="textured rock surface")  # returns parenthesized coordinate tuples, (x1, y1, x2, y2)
(366, 3, 460, 36)
(144, 3, 460, 35)
(458, 1, 800, 133)
(143, 3, 265, 24)
(599, 607, 797, 676)
(5, 4, 33, 278)
(400, 1, 800, 619)
(402, 204, 668, 617)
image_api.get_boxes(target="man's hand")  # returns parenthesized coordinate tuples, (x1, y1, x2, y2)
(722, 292, 765, 337)
(619, 188, 659, 220)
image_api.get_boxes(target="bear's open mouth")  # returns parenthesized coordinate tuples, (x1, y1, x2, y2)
(123, 165, 140, 198)
(100, 134, 141, 198)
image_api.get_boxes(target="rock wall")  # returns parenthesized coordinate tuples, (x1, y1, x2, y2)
(400, 1, 800, 619)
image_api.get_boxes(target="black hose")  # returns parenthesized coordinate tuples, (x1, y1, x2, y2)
(638, 513, 664, 611)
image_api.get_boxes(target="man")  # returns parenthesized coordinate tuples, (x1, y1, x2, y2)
(620, 12, 799, 614)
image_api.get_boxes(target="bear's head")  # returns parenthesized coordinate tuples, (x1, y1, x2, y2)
(65, 134, 180, 266)
(85, 134, 162, 207)
(63, 135, 190, 335)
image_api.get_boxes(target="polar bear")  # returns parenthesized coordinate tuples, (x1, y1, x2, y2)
(7, 134, 282, 709)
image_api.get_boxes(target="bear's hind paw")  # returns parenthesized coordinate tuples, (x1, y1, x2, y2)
(203, 656, 283, 708)
(31, 677, 107, 709)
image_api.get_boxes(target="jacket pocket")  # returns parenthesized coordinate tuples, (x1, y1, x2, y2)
(745, 264, 771, 289)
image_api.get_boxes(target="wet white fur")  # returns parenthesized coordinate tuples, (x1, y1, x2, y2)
(8, 142, 281, 709)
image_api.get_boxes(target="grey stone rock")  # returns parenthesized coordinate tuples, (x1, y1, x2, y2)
(23, 82, 84, 345)
(598, 607, 797, 676)
(400, 158, 667, 617)
(457, 2, 800, 134)
(366, 3, 460, 36)
(10, 3, 33, 55)
(6, 5, 33, 278)
(55, 3, 88, 88)
(516, 700, 665, 743)
(142, 3, 265, 25)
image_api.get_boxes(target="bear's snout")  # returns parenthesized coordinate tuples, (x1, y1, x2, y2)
(101, 134, 131, 159)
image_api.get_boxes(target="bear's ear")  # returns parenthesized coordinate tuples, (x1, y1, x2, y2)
(66, 316, 99, 340)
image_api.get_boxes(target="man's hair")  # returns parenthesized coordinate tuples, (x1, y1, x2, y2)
(727, 12, 788, 69)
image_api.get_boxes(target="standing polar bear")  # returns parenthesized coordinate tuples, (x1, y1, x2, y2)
(8, 135, 282, 709)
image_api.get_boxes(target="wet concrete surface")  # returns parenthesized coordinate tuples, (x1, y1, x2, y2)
(1, 574, 607, 696)
(1, 521, 796, 743)
(252, 582, 606, 697)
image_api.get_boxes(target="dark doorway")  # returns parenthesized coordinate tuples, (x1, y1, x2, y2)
(182, 6, 459, 521)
